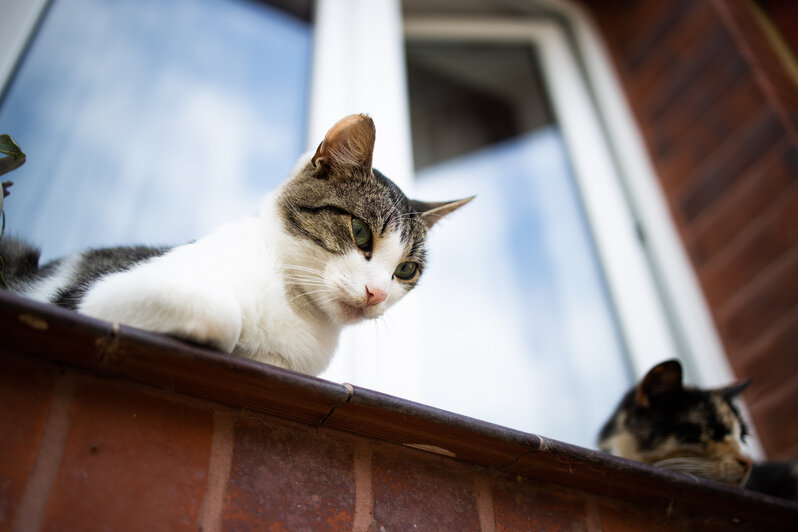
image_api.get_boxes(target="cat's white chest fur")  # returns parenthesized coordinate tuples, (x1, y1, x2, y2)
(79, 194, 340, 375)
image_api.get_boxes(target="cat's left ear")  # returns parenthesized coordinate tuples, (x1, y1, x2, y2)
(311, 114, 376, 173)
(636, 359, 683, 407)
(410, 196, 475, 230)
(716, 378, 752, 400)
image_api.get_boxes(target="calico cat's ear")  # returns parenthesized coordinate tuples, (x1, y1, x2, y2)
(410, 196, 475, 230)
(716, 378, 752, 400)
(311, 114, 376, 173)
(636, 359, 683, 407)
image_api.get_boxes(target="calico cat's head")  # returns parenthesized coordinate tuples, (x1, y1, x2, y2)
(275, 114, 471, 325)
(598, 359, 753, 486)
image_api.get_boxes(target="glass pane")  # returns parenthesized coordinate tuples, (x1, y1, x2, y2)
(0, 0, 311, 261)
(406, 41, 631, 448)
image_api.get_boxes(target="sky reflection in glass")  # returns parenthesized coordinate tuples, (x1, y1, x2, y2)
(413, 127, 631, 447)
(0, 0, 310, 261)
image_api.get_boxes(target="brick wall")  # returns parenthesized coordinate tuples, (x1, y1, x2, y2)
(581, 0, 798, 459)
(2, 352, 795, 532)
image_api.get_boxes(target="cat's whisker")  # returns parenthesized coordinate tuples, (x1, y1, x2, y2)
(382, 196, 406, 230)
(282, 276, 328, 287)
(282, 271, 324, 278)
(282, 264, 325, 274)
(290, 289, 331, 303)
(392, 212, 424, 226)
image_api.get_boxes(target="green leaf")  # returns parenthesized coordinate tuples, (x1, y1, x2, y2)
(0, 134, 26, 177)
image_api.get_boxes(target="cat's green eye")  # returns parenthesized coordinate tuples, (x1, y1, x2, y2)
(351, 217, 372, 251)
(394, 261, 418, 280)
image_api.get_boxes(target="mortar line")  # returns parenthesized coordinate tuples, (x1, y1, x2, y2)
(474, 473, 496, 532)
(352, 440, 375, 532)
(13, 369, 79, 532)
(197, 409, 235, 532)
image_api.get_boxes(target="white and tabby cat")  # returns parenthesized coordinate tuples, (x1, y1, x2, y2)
(1, 114, 472, 375)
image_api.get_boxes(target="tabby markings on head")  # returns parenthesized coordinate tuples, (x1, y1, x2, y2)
(276, 113, 472, 326)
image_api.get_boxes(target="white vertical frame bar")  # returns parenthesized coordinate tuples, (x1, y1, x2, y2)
(311, 0, 421, 394)
(308, 0, 414, 190)
(0, 0, 49, 96)
(404, 17, 677, 379)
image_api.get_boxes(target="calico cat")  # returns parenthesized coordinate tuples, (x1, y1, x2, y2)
(1, 114, 472, 375)
(597, 359, 753, 487)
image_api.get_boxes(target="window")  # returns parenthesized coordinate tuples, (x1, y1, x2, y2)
(2, 0, 739, 452)
(0, 0, 311, 260)
(317, 5, 735, 451)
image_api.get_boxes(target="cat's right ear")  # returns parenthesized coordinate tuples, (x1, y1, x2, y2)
(410, 196, 475, 230)
(311, 114, 376, 175)
(636, 359, 683, 407)
(716, 378, 752, 400)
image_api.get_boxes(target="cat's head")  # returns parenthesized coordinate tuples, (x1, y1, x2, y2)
(598, 359, 753, 486)
(275, 114, 472, 326)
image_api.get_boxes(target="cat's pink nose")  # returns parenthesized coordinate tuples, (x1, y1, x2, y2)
(365, 285, 387, 306)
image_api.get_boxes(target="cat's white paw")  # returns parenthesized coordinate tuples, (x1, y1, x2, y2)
(155, 289, 242, 353)
(80, 274, 242, 353)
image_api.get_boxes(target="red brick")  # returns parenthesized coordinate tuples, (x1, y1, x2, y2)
(613, 1, 669, 54)
(649, 45, 749, 165)
(715, 247, 798, 353)
(760, 1, 798, 56)
(642, 10, 734, 125)
(687, 141, 797, 266)
(678, 111, 786, 223)
(621, 2, 721, 124)
(43, 378, 213, 532)
(372, 444, 480, 531)
(223, 415, 355, 531)
(492, 475, 586, 531)
(748, 384, 798, 461)
(654, 62, 761, 195)
(0, 355, 57, 532)
(701, 187, 798, 309)
(595, 497, 701, 531)
(625, 0, 696, 75)
(733, 306, 798, 405)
